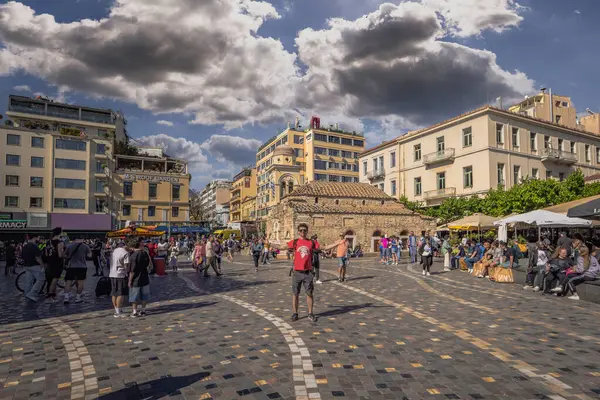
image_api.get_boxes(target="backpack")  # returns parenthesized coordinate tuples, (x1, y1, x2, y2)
(95, 277, 111, 297)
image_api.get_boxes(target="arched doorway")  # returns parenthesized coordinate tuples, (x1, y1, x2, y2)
(344, 230, 356, 249)
(371, 230, 382, 253)
(279, 175, 297, 200)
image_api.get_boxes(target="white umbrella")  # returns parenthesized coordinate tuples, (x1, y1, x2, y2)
(494, 210, 592, 227)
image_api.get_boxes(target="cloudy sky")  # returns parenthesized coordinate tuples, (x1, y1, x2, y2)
(1, 0, 599, 189)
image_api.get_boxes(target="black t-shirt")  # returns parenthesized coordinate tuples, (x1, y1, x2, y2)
(22, 242, 42, 267)
(45, 239, 64, 269)
(130, 250, 150, 287)
(504, 247, 516, 262)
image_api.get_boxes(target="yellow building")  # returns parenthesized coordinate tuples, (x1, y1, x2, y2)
(360, 92, 600, 205)
(229, 167, 256, 223)
(112, 149, 190, 228)
(255, 118, 365, 220)
(241, 195, 256, 222)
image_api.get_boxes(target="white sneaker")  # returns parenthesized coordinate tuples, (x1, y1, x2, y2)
(533, 286, 540, 292)
(426, 272, 431, 276)
(568, 294, 580, 300)
(422, 270, 426, 276)
(550, 286, 563, 293)
(63, 293, 70, 304)
(444, 268, 451, 272)
(523, 285, 532, 290)
(316, 280, 323, 284)
(74, 295, 83, 303)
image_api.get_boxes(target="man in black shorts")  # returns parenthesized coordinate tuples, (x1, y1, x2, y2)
(63, 237, 91, 303)
(109, 241, 130, 317)
(43, 227, 65, 302)
(287, 223, 319, 322)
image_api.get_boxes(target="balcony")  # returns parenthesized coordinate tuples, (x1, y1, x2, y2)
(366, 169, 385, 180)
(540, 148, 578, 165)
(424, 187, 456, 201)
(423, 148, 455, 165)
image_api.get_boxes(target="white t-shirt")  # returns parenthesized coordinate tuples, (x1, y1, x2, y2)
(537, 250, 549, 267)
(110, 247, 129, 278)
(157, 242, 169, 256)
(206, 241, 214, 258)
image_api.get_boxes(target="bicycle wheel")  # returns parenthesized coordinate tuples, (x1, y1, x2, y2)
(15, 271, 27, 293)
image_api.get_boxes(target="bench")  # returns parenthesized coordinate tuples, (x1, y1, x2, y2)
(511, 259, 600, 304)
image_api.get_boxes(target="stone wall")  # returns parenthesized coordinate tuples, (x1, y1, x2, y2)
(267, 196, 436, 251)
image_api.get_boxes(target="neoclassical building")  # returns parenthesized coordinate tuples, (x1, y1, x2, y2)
(267, 181, 435, 252)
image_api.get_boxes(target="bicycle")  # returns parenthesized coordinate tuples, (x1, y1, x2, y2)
(15, 268, 65, 295)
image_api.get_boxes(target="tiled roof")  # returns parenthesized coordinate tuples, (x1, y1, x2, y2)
(286, 199, 434, 218)
(288, 182, 391, 200)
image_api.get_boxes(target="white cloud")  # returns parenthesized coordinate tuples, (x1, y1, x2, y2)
(201, 134, 261, 165)
(134, 134, 209, 171)
(0, 0, 532, 132)
(156, 120, 174, 127)
(13, 84, 31, 92)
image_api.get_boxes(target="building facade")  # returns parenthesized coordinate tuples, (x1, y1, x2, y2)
(0, 124, 114, 236)
(266, 182, 435, 252)
(256, 118, 365, 220)
(229, 167, 256, 224)
(6, 94, 128, 142)
(199, 180, 232, 226)
(360, 95, 600, 205)
(111, 149, 190, 228)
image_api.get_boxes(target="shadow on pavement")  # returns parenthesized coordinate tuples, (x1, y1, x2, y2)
(97, 372, 210, 399)
(318, 302, 391, 318)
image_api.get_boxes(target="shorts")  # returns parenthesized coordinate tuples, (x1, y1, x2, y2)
(46, 264, 63, 280)
(65, 268, 87, 281)
(129, 285, 151, 303)
(338, 257, 348, 267)
(500, 262, 511, 268)
(110, 278, 129, 297)
(292, 270, 314, 296)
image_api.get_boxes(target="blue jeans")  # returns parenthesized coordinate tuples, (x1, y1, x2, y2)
(24, 265, 45, 301)
(464, 257, 479, 270)
(409, 246, 417, 263)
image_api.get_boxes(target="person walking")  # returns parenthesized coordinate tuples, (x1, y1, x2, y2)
(262, 237, 271, 265)
(441, 235, 452, 272)
(21, 237, 45, 302)
(287, 223, 319, 322)
(408, 231, 418, 263)
(43, 227, 65, 302)
(325, 233, 350, 282)
(63, 237, 91, 304)
(91, 239, 103, 276)
(251, 238, 263, 272)
(109, 241, 129, 317)
(203, 236, 222, 277)
(419, 237, 434, 276)
(311, 235, 323, 284)
(128, 237, 151, 317)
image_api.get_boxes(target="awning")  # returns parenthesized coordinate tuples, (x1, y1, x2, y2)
(106, 226, 164, 238)
(545, 194, 600, 216)
(494, 210, 592, 228)
(567, 197, 600, 220)
(447, 213, 497, 231)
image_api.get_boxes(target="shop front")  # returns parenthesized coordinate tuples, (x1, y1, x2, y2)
(51, 213, 112, 239)
(0, 212, 49, 241)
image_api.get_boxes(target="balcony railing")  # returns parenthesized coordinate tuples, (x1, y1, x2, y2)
(540, 148, 578, 165)
(423, 148, 455, 165)
(424, 187, 456, 200)
(366, 169, 385, 180)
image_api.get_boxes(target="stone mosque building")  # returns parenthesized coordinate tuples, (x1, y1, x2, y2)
(267, 181, 436, 251)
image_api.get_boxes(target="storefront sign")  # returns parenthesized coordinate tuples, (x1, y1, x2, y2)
(0, 220, 27, 229)
(0, 212, 13, 221)
(123, 173, 180, 183)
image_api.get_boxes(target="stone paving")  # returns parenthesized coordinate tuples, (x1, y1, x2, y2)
(1, 256, 600, 400)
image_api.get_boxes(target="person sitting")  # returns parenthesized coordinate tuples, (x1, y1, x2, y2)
(524, 241, 550, 290)
(554, 245, 599, 300)
(540, 247, 573, 293)
(451, 243, 466, 270)
(475, 240, 493, 278)
(464, 240, 484, 274)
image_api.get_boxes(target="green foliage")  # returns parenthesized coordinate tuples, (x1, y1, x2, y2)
(114, 139, 139, 156)
(404, 169, 600, 224)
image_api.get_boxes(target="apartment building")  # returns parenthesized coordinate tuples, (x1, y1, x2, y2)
(6, 94, 128, 142)
(111, 148, 190, 229)
(199, 180, 232, 225)
(360, 92, 600, 205)
(255, 117, 365, 219)
(229, 167, 256, 225)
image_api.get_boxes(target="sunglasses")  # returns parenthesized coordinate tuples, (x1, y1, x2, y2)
(299, 228, 308, 232)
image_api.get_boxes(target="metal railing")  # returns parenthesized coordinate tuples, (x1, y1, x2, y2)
(423, 148, 455, 165)
(424, 187, 456, 200)
(366, 169, 385, 180)
(540, 148, 578, 164)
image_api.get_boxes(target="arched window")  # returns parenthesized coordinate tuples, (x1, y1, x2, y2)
(280, 182, 286, 199)
(335, 199, 339, 205)
(362, 200, 366, 205)
(315, 197, 319, 204)
(288, 182, 294, 194)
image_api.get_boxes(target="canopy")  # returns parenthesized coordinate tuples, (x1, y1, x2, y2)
(447, 213, 497, 230)
(106, 226, 164, 238)
(566, 196, 600, 219)
(545, 194, 600, 216)
(494, 210, 592, 228)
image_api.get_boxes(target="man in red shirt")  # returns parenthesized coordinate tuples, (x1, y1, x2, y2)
(287, 223, 319, 322)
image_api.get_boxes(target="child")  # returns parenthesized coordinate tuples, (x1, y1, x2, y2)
(169, 242, 179, 272)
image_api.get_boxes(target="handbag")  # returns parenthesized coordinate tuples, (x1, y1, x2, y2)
(494, 267, 514, 283)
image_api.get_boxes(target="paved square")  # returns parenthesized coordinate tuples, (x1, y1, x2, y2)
(2, 256, 600, 399)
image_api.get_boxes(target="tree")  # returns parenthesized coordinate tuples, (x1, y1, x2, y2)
(114, 138, 139, 156)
